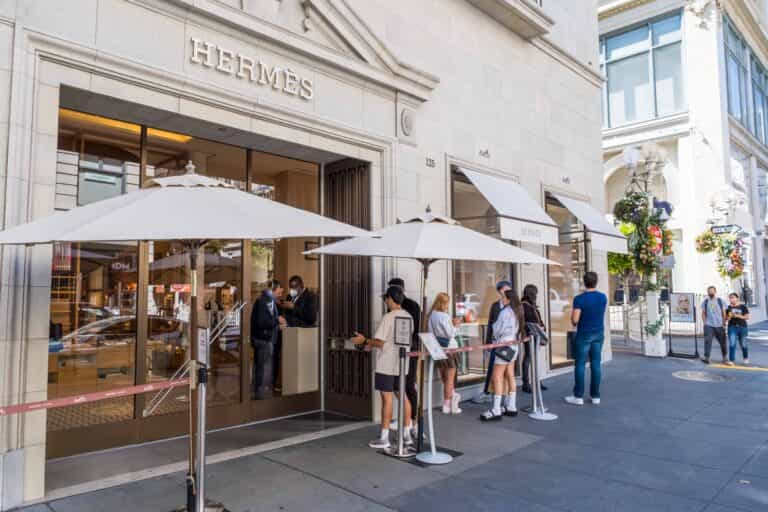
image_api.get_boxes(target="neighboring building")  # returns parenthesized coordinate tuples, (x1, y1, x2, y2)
(600, 0, 768, 321)
(0, 0, 606, 506)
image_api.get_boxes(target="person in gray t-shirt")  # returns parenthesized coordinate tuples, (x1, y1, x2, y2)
(701, 285, 728, 365)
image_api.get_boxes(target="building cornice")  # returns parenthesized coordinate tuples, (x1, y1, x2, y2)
(530, 37, 604, 88)
(465, 0, 554, 39)
(728, 116, 768, 168)
(598, 0, 657, 20)
(602, 112, 691, 150)
(722, 0, 768, 67)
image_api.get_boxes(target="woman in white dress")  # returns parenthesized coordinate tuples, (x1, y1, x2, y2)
(428, 292, 462, 414)
(481, 289, 526, 421)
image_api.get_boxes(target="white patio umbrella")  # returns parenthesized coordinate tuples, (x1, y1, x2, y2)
(307, 207, 556, 462)
(0, 162, 371, 512)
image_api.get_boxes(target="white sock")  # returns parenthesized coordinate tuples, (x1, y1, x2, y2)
(380, 428, 389, 441)
(506, 392, 517, 411)
(403, 427, 412, 440)
(443, 399, 451, 408)
(492, 394, 502, 413)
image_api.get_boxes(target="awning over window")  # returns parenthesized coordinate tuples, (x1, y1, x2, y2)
(460, 168, 559, 245)
(552, 194, 628, 254)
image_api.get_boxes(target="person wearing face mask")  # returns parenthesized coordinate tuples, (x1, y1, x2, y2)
(281, 275, 318, 327)
(251, 279, 286, 400)
(701, 285, 728, 365)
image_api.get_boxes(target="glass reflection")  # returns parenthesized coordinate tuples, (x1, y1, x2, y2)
(47, 242, 138, 431)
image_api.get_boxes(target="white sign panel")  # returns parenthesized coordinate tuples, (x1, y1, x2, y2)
(499, 218, 559, 246)
(198, 328, 210, 365)
(590, 233, 628, 254)
(394, 317, 413, 346)
(418, 333, 448, 361)
(670, 293, 695, 323)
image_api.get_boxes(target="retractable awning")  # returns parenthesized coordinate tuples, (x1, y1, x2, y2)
(460, 168, 559, 245)
(552, 194, 628, 254)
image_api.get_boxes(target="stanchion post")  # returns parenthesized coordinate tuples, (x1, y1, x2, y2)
(415, 356, 452, 465)
(527, 327, 557, 422)
(397, 346, 407, 457)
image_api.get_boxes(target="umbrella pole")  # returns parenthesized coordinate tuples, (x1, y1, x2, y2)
(416, 261, 430, 453)
(188, 244, 200, 512)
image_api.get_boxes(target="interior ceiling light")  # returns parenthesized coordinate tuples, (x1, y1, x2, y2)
(59, 109, 192, 143)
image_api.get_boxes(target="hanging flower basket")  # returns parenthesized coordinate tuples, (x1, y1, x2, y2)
(695, 231, 718, 253)
(613, 192, 648, 224)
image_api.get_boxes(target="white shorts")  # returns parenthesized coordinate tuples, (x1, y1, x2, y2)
(492, 343, 519, 365)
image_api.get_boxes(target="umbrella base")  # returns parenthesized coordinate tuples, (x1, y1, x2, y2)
(172, 500, 230, 512)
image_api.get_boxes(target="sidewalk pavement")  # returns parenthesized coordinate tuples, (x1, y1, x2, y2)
(18, 325, 768, 512)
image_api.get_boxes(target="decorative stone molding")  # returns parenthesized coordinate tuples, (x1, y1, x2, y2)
(465, 0, 553, 39)
(686, 0, 721, 29)
(598, 0, 656, 20)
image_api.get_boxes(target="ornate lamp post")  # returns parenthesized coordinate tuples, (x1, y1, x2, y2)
(622, 144, 667, 357)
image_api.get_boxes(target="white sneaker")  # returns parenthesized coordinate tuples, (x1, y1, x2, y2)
(451, 392, 463, 414)
(744, 358, 750, 365)
(591, 398, 601, 405)
(368, 438, 390, 449)
(442, 401, 451, 414)
(564, 396, 584, 406)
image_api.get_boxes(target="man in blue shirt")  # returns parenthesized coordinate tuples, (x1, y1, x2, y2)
(565, 271, 607, 406)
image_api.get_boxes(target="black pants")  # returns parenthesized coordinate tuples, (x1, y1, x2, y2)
(252, 339, 273, 393)
(272, 332, 282, 388)
(703, 326, 727, 359)
(405, 355, 418, 420)
(522, 341, 532, 387)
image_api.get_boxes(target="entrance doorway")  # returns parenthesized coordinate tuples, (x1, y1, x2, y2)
(46, 90, 373, 458)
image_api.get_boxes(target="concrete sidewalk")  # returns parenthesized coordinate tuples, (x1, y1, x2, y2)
(18, 329, 768, 512)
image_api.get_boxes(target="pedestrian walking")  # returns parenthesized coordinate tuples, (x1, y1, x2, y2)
(565, 272, 607, 406)
(352, 285, 414, 449)
(387, 278, 421, 435)
(481, 289, 525, 421)
(521, 284, 547, 393)
(474, 280, 512, 404)
(701, 285, 728, 365)
(726, 292, 750, 365)
(428, 292, 462, 414)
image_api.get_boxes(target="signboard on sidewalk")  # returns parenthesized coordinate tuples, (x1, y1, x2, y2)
(670, 293, 695, 323)
(418, 333, 448, 361)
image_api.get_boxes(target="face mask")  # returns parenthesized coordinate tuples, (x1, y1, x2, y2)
(289, 288, 298, 298)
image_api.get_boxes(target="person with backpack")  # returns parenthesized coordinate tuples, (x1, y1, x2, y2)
(701, 285, 728, 365)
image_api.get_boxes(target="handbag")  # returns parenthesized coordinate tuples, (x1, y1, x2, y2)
(494, 345, 516, 362)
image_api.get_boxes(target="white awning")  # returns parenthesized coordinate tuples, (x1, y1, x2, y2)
(552, 194, 628, 254)
(460, 168, 559, 245)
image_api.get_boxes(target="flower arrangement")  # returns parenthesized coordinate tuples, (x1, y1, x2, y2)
(695, 231, 718, 253)
(695, 230, 746, 279)
(613, 192, 648, 224)
(716, 233, 745, 279)
(662, 228, 674, 256)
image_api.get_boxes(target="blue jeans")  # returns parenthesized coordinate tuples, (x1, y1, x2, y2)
(728, 325, 749, 361)
(573, 331, 604, 399)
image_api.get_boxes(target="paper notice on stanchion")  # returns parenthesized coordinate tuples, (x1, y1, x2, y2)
(198, 328, 210, 365)
(418, 333, 448, 360)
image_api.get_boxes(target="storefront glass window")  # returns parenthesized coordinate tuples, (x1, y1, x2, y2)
(451, 171, 513, 384)
(47, 242, 139, 431)
(248, 154, 320, 399)
(57, 109, 141, 207)
(545, 194, 587, 368)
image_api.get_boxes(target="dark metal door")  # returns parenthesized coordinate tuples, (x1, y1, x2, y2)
(323, 159, 372, 419)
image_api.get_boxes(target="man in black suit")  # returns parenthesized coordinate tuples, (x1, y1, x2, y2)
(251, 279, 285, 400)
(388, 277, 421, 432)
(281, 275, 318, 327)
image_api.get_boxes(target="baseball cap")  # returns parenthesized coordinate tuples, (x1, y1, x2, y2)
(388, 277, 405, 289)
(496, 280, 512, 291)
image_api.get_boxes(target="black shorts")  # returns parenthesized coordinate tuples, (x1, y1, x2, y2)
(374, 373, 402, 392)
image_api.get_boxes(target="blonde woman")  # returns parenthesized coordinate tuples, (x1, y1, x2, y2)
(481, 289, 525, 421)
(428, 292, 462, 414)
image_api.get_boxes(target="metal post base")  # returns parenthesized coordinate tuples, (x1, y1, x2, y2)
(528, 411, 558, 421)
(416, 451, 453, 464)
(173, 501, 230, 512)
(384, 445, 417, 459)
